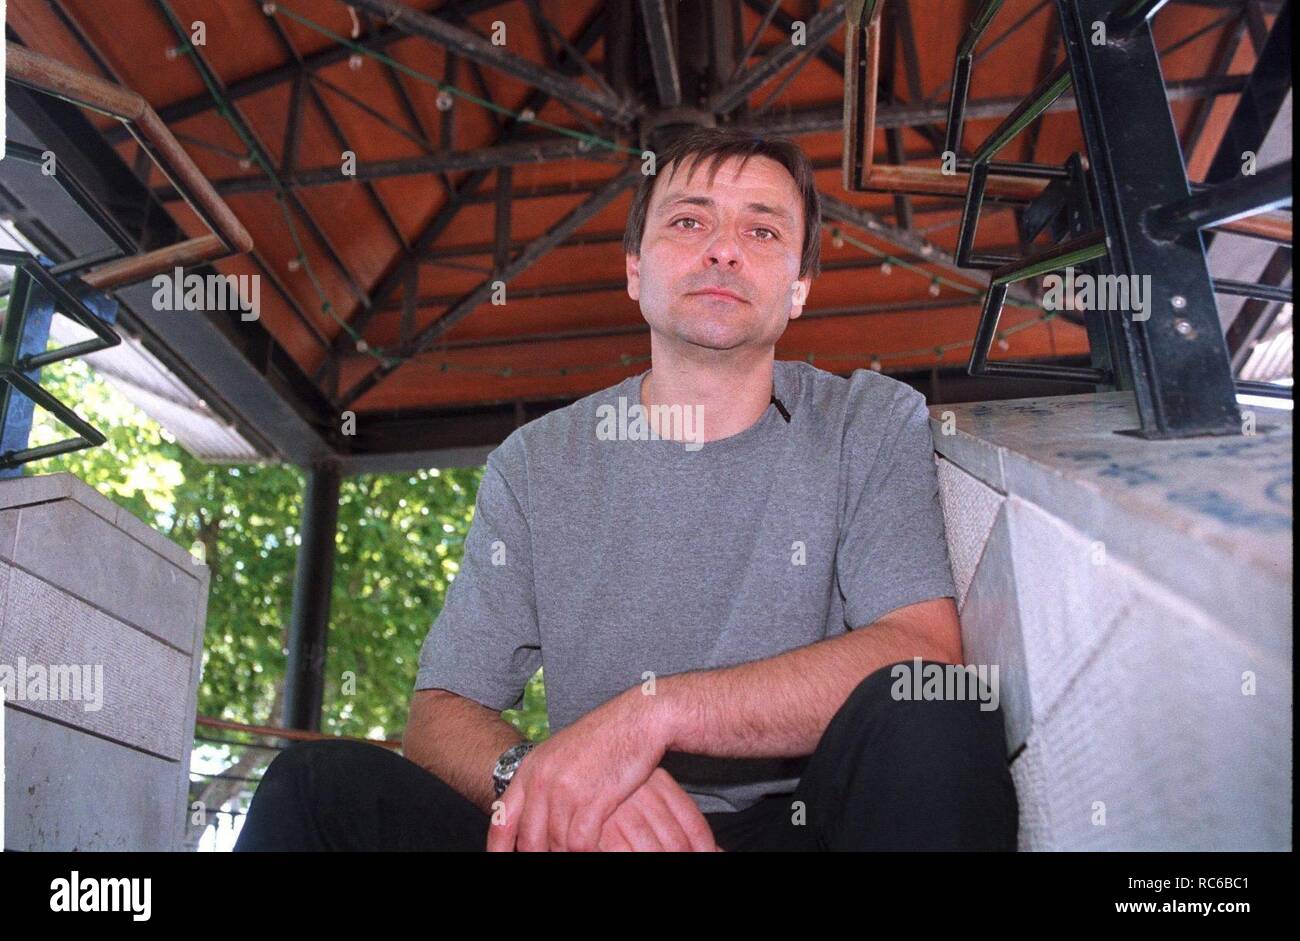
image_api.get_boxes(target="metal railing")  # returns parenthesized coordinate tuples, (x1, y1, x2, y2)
(1, 42, 254, 471)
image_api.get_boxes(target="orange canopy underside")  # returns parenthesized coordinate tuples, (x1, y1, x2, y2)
(9, 0, 1261, 411)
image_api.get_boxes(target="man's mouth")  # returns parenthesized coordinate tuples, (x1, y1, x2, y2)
(689, 288, 747, 303)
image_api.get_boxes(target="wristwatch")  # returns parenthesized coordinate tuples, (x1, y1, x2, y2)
(492, 742, 536, 798)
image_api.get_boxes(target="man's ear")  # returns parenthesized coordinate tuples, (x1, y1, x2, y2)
(789, 276, 812, 319)
(626, 253, 640, 301)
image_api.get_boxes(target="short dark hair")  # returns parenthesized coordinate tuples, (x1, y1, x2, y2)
(623, 127, 821, 279)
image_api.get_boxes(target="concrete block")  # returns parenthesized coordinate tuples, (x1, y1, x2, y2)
(1032, 590, 1290, 850)
(0, 561, 192, 761)
(1010, 740, 1053, 851)
(935, 454, 1004, 608)
(3, 707, 185, 851)
(959, 506, 1033, 754)
(1, 497, 204, 655)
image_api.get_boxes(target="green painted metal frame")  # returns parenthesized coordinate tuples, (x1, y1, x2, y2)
(0, 248, 122, 470)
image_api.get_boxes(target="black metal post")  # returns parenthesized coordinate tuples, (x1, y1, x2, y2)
(284, 463, 342, 732)
(1056, 0, 1246, 438)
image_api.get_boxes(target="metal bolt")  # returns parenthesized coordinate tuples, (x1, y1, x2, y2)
(1170, 294, 1187, 309)
(1173, 318, 1196, 338)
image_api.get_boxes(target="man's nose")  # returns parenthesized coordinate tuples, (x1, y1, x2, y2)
(704, 227, 743, 267)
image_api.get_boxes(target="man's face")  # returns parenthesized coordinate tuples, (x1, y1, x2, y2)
(626, 153, 812, 355)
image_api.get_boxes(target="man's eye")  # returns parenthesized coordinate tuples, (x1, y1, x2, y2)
(753, 228, 777, 240)
(672, 218, 700, 230)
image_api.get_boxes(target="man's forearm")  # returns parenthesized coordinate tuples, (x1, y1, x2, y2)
(404, 688, 525, 815)
(652, 609, 961, 760)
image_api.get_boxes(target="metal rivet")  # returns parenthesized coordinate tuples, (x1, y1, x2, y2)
(1173, 318, 1196, 338)
(1170, 295, 1187, 309)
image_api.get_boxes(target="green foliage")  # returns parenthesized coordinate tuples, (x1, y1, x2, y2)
(23, 356, 548, 743)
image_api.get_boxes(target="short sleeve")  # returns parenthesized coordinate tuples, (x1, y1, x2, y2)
(836, 383, 957, 630)
(414, 439, 541, 711)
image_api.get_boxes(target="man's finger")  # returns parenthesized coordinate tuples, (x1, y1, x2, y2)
(565, 797, 616, 852)
(652, 775, 719, 852)
(485, 787, 522, 852)
(620, 806, 665, 852)
(636, 787, 695, 851)
(517, 788, 551, 852)
(546, 792, 573, 851)
(598, 818, 635, 852)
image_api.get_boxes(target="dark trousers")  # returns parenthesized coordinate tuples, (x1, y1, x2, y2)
(234, 661, 1018, 851)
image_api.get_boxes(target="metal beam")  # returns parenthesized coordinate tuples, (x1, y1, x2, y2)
(820, 191, 1039, 306)
(375, 251, 982, 309)
(741, 0, 845, 76)
(639, 0, 682, 107)
(709, 1, 845, 114)
(741, 72, 1250, 135)
(1203, 0, 1292, 185)
(151, 0, 372, 316)
(1147, 160, 1292, 236)
(494, 166, 512, 275)
(1226, 246, 1293, 369)
(157, 136, 615, 199)
(315, 3, 613, 375)
(101, 0, 521, 142)
(3, 85, 335, 462)
(254, 0, 412, 256)
(347, 0, 637, 125)
(337, 168, 641, 409)
(1022, 14, 1060, 162)
(1058, 0, 1243, 438)
(1179, 9, 1250, 166)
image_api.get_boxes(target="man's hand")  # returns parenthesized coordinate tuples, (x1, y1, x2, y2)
(486, 686, 674, 851)
(596, 769, 722, 852)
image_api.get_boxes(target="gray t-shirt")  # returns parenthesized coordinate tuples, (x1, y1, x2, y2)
(414, 359, 957, 813)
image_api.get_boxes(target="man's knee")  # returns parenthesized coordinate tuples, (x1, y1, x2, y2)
(265, 738, 376, 778)
(825, 660, 1014, 796)
(258, 739, 401, 809)
(817, 661, 1018, 850)
(839, 660, 1007, 740)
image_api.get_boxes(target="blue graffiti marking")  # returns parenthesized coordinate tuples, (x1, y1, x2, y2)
(1166, 489, 1291, 531)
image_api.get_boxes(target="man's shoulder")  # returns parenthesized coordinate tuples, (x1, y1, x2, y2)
(779, 359, 926, 426)
(487, 374, 636, 472)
